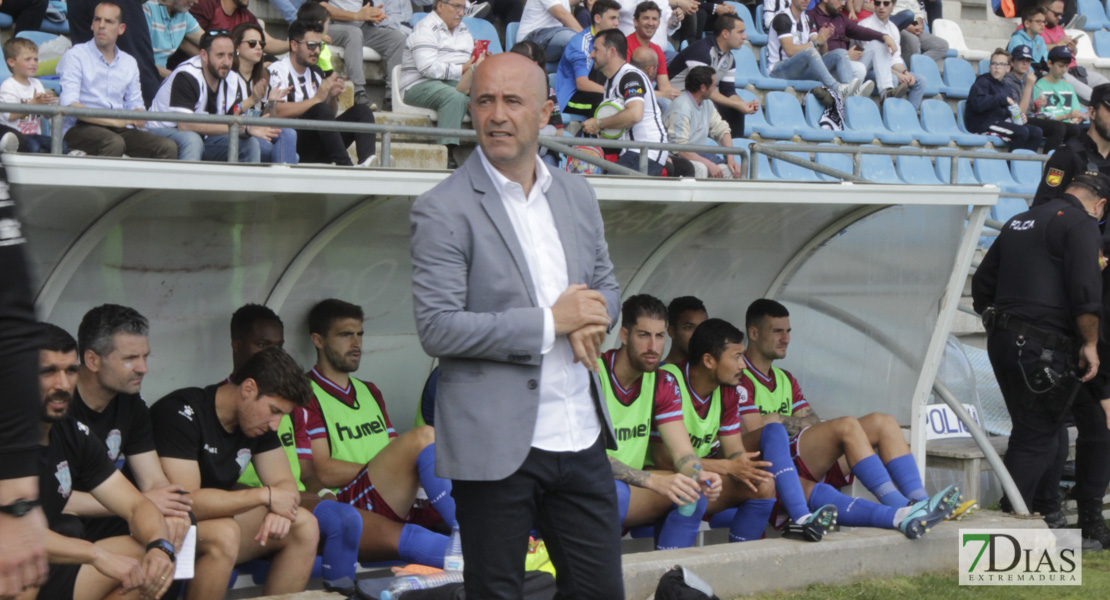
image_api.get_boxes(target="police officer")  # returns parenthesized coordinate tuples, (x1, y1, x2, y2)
(1034, 85, 1110, 205)
(972, 172, 1107, 535)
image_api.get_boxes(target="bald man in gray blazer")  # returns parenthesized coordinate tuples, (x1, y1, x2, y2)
(410, 53, 624, 600)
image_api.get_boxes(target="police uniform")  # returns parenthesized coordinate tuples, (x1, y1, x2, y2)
(972, 174, 1106, 519)
(1033, 85, 1110, 206)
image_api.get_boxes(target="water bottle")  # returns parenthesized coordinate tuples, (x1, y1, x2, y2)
(677, 464, 703, 517)
(379, 571, 465, 600)
(1008, 102, 1023, 124)
(443, 524, 464, 571)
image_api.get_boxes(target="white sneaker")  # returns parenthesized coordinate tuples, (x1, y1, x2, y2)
(837, 78, 860, 99)
(0, 132, 18, 153)
(465, 1, 491, 18)
(856, 80, 875, 97)
(67, 149, 88, 157)
(357, 154, 379, 167)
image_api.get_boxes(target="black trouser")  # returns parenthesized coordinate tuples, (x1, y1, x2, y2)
(562, 91, 603, 118)
(63, 123, 178, 159)
(1028, 117, 1081, 153)
(68, 0, 160, 105)
(988, 328, 1074, 514)
(296, 102, 375, 166)
(0, 0, 47, 33)
(616, 151, 694, 178)
(715, 100, 746, 140)
(452, 436, 624, 600)
(1072, 385, 1110, 503)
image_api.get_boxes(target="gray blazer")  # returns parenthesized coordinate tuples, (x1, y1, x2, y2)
(410, 152, 621, 481)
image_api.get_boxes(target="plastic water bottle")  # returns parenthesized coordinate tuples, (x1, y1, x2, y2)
(1008, 102, 1023, 124)
(443, 524, 464, 571)
(677, 464, 703, 517)
(380, 572, 465, 600)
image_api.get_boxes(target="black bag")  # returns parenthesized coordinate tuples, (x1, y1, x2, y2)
(355, 571, 556, 600)
(655, 566, 719, 600)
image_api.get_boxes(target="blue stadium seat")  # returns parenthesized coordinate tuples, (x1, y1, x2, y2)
(760, 46, 820, 92)
(506, 21, 519, 49)
(860, 153, 902, 183)
(993, 197, 1029, 223)
(732, 46, 789, 90)
(464, 18, 503, 54)
(815, 143, 856, 181)
(769, 142, 822, 181)
(0, 14, 11, 29)
(908, 54, 942, 98)
(920, 99, 994, 146)
(804, 93, 875, 143)
(727, 2, 768, 45)
(882, 97, 952, 145)
(895, 147, 944, 184)
(755, 5, 766, 33)
(753, 150, 782, 180)
(1078, 0, 1110, 31)
(844, 96, 914, 144)
(935, 156, 979, 184)
(978, 57, 990, 74)
(738, 89, 797, 139)
(941, 57, 975, 98)
(1009, 148, 1043, 185)
(1095, 30, 1110, 57)
(411, 12, 427, 26)
(974, 151, 1030, 194)
(0, 59, 10, 85)
(766, 92, 835, 141)
(37, 18, 68, 35)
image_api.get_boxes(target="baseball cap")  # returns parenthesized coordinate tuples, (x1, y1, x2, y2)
(1092, 84, 1110, 110)
(1071, 171, 1110, 199)
(1011, 45, 1033, 61)
(1048, 46, 1073, 63)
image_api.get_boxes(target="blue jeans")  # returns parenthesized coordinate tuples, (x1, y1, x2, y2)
(20, 133, 63, 153)
(267, 0, 304, 22)
(257, 128, 298, 164)
(151, 127, 203, 160)
(524, 26, 577, 64)
(770, 47, 839, 87)
(865, 68, 929, 109)
(203, 134, 262, 163)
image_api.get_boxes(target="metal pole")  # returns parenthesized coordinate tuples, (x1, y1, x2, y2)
(933, 379, 1030, 515)
(950, 156, 958, 185)
(749, 147, 759, 179)
(852, 151, 861, 177)
(638, 149, 649, 174)
(382, 132, 392, 167)
(227, 122, 240, 164)
(50, 114, 63, 155)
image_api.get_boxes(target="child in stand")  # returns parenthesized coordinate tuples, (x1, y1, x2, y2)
(0, 37, 59, 154)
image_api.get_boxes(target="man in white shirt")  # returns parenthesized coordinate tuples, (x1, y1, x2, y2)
(890, 0, 948, 67)
(519, 0, 583, 64)
(765, 0, 860, 96)
(859, 0, 927, 107)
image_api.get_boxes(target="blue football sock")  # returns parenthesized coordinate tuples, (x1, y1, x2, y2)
(852, 454, 910, 508)
(886, 453, 929, 502)
(656, 495, 707, 550)
(708, 507, 737, 529)
(398, 523, 450, 567)
(614, 480, 631, 525)
(729, 498, 775, 542)
(417, 444, 456, 527)
(760, 422, 811, 522)
(809, 482, 898, 529)
(313, 500, 361, 581)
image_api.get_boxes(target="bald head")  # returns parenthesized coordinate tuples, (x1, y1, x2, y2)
(630, 46, 657, 76)
(469, 52, 554, 175)
(472, 52, 548, 105)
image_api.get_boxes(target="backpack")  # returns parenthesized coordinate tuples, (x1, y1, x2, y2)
(993, 0, 1016, 18)
(654, 566, 719, 600)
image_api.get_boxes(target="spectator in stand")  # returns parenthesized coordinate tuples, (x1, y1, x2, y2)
(232, 22, 299, 163)
(0, 0, 47, 34)
(766, 0, 861, 97)
(400, 0, 487, 168)
(1034, 47, 1087, 128)
(555, 0, 621, 117)
(269, 19, 378, 166)
(617, 0, 678, 51)
(58, 2, 178, 159)
(1007, 44, 1079, 151)
(807, 0, 889, 89)
(191, 0, 290, 55)
(313, 0, 407, 107)
(0, 38, 59, 154)
(1040, 0, 1109, 103)
(966, 48, 1044, 151)
(1008, 6, 1049, 67)
(663, 65, 744, 178)
(844, 0, 873, 21)
(148, 30, 279, 162)
(574, 0, 595, 27)
(628, 2, 680, 107)
(144, 0, 203, 78)
(674, 0, 734, 52)
(377, 0, 420, 34)
(69, 0, 161, 105)
(668, 15, 758, 141)
(510, 40, 563, 166)
(518, 0, 583, 64)
(890, 0, 948, 67)
(859, 0, 926, 107)
(764, 0, 790, 29)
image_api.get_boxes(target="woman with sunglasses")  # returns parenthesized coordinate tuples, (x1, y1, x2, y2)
(231, 23, 298, 164)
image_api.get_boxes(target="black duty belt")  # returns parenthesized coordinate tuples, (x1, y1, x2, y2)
(985, 308, 1075, 352)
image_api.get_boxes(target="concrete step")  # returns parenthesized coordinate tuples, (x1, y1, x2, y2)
(346, 141, 448, 170)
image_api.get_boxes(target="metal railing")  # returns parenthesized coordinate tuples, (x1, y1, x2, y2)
(0, 103, 749, 176)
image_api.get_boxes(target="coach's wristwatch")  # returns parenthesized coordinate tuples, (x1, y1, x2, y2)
(146, 538, 176, 563)
(0, 498, 40, 517)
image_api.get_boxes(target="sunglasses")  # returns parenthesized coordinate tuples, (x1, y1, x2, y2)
(300, 41, 324, 50)
(876, 1, 893, 6)
(242, 39, 266, 49)
(205, 29, 231, 36)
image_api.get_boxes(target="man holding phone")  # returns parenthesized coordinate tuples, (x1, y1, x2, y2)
(399, 0, 489, 168)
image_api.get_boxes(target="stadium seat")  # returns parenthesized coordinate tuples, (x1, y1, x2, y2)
(738, 89, 797, 139)
(765, 92, 836, 141)
(978, 57, 990, 74)
(993, 197, 1029, 223)
(908, 55, 942, 98)
(1069, 27, 1110, 66)
(1009, 148, 1044, 186)
(0, 14, 11, 29)
(506, 22, 519, 49)
(37, 19, 68, 35)
(769, 142, 822, 181)
(1077, 0, 1110, 31)
(390, 65, 440, 121)
(815, 143, 856, 181)
(727, 2, 768, 45)
(411, 12, 427, 26)
(1095, 30, 1110, 58)
(464, 18, 504, 54)
(882, 97, 952, 145)
(935, 156, 979, 184)
(844, 96, 914, 144)
(760, 46, 820, 92)
(752, 150, 781, 180)
(732, 46, 789, 90)
(895, 147, 944, 184)
(920, 99, 994, 146)
(803, 93, 875, 143)
(859, 153, 902, 183)
(932, 19, 990, 61)
(973, 151, 1030, 194)
(941, 57, 976, 99)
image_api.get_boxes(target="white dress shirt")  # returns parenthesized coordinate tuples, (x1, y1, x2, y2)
(476, 147, 602, 452)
